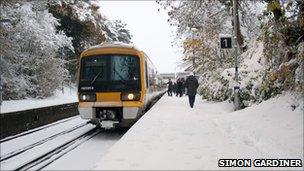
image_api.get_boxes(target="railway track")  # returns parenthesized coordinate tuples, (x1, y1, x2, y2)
(0, 122, 88, 162)
(14, 128, 101, 171)
(0, 116, 79, 144)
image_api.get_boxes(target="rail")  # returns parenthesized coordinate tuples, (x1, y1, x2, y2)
(14, 128, 100, 170)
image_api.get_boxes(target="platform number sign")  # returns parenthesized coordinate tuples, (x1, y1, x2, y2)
(220, 37, 232, 49)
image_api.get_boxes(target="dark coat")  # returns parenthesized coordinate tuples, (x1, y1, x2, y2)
(185, 75, 199, 96)
(177, 80, 182, 88)
(172, 83, 177, 91)
(167, 80, 173, 90)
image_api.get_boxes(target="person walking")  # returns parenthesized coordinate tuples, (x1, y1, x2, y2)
(181, 78, 186, 97)
(166, 79, 173, 96)
(172, 82, 177, 96)
(185, 72, 199, 108)
(175, 79, 180, 97)
(176, 78, 184, 97)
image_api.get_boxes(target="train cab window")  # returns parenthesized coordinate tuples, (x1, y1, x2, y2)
(80, 55, 141, 92)
(81, 58, 107, 81)
(110, 56, 139, 81)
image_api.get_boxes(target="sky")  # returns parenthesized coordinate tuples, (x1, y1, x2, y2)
(98, 0, 183, 74)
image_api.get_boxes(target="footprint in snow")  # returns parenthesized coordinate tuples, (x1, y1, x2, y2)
(212, 119, 219, 127)
(130, 162, 139, 167)
(194, 154, 202, 159)
(116, 158, 125, 162)
(168, 137, 175, 142)
(243, 135, 255, 146)
(183, 132, 194, 137)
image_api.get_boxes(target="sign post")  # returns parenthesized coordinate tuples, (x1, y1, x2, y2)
(232, 0, 240, 111)
(219, 34, 240, 110)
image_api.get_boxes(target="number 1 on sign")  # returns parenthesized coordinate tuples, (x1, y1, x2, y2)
(220, 37, 232, 49)
(223, 39, 228, 48)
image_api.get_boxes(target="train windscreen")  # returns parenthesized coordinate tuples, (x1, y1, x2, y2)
(79, 55, 140, 92)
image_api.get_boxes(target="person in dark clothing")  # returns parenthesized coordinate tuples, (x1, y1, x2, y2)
(181, 78, 186, 96)
(185, 72, 199, 108)
(166, 79, 173, 96)
(175, 79, 180, 97)
(172, 82, 177, 96)
(176, 78, 184, 97)
(175, 78, 179, 97)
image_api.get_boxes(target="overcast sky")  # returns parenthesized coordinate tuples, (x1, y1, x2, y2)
(98, 0, 183, 73)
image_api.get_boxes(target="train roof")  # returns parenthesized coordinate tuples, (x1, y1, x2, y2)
(81, 42, 162, 77)
(85, 42, 140, 51)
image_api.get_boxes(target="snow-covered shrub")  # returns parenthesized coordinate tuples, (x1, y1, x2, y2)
(260, 18, 304, 95)
(198, 40, 273, 108)
(201, 37, 302, 108)
(1, 2, 73, 99)
(198, 71, 232, 101)
(294, 42, 304, 94)
(198, 26, 303, 108)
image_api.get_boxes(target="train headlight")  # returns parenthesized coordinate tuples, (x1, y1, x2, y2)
(128, 93, 134, 100)
(121, 92, 140, 101)
(79, 93, 96, 102)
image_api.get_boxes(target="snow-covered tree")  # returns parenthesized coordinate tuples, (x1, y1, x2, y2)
(102, 19, 132, 43)
(157, 0, 264, 74)
(1, 0, 133, 100)
(48, 0, 132, 80)
(0, 2, 73, 99)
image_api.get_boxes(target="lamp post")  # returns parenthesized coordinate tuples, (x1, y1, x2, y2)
(233, 0, 240, 110)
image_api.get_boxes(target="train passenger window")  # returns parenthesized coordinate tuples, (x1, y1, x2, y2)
(149, 67, 155, 86)
(145, 61, 149, 87)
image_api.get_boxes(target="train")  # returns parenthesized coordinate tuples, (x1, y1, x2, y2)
(77, 42, 166, 129)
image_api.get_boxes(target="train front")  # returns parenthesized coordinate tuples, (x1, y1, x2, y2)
(77, 47, 144, 129)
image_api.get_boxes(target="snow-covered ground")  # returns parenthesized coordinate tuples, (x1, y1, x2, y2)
(1, 87, 77, 113)
(94, 93, 303, 170)
(1, 91, 302, 170)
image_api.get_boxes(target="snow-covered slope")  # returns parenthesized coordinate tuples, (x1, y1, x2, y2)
(93, 93, 303, 170)
(1, 87, 77, 113)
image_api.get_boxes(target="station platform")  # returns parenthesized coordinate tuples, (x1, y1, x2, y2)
(93, 93, 303, 170)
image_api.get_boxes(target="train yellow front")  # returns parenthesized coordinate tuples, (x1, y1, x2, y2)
(77, 42, 165, 129)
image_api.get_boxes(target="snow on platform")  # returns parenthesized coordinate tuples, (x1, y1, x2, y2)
(94, 93, 303, 170)
(1, 87, 77, 114)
